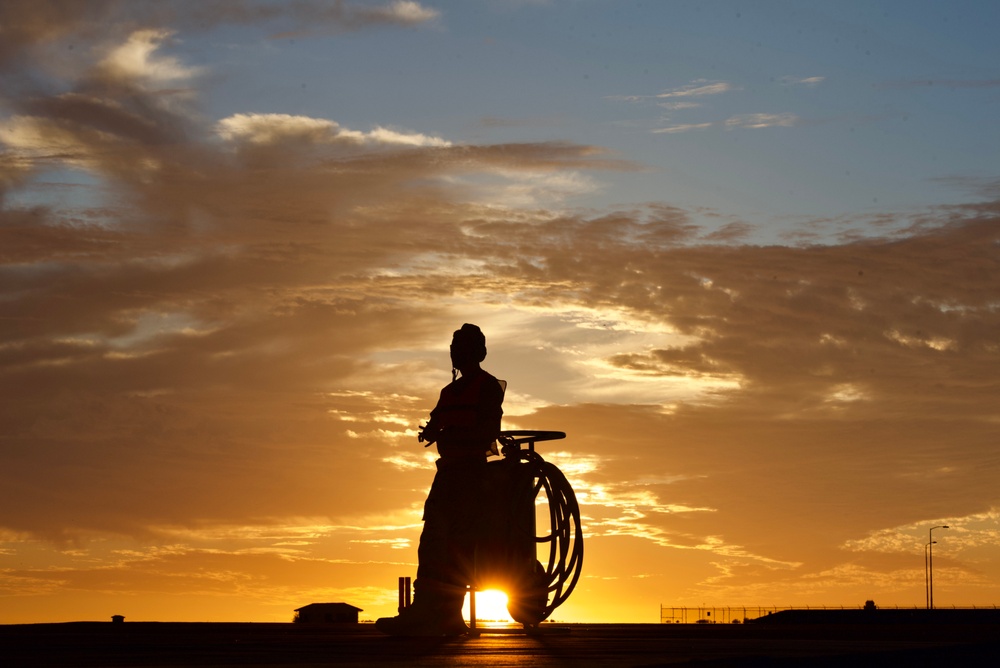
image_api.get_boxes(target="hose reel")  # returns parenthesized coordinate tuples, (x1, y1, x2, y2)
(475, 430, 584, 629)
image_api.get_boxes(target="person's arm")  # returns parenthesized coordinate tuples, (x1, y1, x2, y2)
(418, 389, 447, 446)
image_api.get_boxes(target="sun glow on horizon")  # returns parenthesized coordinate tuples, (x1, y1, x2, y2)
(463, 589, 514, 624)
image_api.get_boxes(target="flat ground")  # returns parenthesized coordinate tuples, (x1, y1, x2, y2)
(4, 621, 999, 667)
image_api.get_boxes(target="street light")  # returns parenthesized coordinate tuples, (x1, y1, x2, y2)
(928, 525, 949, 610)
(924, 541, 935, 609)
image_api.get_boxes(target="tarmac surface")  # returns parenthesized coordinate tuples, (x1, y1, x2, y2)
(4, 620, 1000, 667)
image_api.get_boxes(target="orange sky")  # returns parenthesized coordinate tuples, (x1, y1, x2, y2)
(2, 1, 1000, 624)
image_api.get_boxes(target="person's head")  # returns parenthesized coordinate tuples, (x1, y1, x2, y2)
(450, 323, 487, 371)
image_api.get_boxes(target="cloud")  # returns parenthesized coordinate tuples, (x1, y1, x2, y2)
(610, 80, 734, 107)
(843, 509, 1000, 555)
(196, 0, 440, 27)
(651, 122, 714, 134)
(98, 29, 202, 84)
(632, 79, 805, 134)
(380, 0, 439, 24)
(215, 113, 451, 148)
(0, 1, 439, 77)
(651, 113, 799, 134)
(724, 112, 799, 129)
(782, 76, 825, 87)
(0, 23, 637, 547)
(365, 126, 452, 148)
(656, 80, 735, 99)
(297, 0, 440, 28)
(262, 0, 440, 38)
(657, 101, 703, 111)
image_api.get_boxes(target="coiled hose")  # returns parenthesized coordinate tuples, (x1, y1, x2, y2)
(512, 447, 584, 623)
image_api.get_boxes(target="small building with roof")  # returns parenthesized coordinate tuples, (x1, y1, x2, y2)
(293, 602, 363, 624)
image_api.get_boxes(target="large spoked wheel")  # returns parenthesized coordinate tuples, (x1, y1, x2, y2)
(498, 432, 584, 629)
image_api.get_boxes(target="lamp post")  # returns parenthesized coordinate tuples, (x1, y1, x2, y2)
(928, 525, 949, 610)
(924, 541, 935, 609)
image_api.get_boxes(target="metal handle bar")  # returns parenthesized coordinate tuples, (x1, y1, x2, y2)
(498, 430, 565, 456)
(498, 430, 566, 445)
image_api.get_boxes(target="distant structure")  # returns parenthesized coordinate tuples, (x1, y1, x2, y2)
(293, 602, 363, 624)
(111, 615, 125, 624)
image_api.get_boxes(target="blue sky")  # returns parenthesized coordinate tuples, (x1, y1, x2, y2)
(177, 0, 1000, 237)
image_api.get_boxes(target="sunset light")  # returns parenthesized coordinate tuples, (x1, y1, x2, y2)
(2, 1, 1000, 627)
(463, 590, 514, 625)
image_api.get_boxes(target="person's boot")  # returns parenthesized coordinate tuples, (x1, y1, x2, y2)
(375, 582, 468, 636)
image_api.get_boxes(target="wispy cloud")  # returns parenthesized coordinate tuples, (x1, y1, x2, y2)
(0, 2, 440, 76)
(621, 79, 806, 134)
(608, 80, 735, 104)
(652, 113, 799, 133)
(782, 75, 825, 87)
(651, 122, 714, 134)
(657, 101, 703, 111)
(724, 112, 800, 129)
(656, 80, 736, 99)
(98, 29, 202, 84)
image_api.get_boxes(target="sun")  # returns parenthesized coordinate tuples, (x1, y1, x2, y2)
(463, 589, 514, 624)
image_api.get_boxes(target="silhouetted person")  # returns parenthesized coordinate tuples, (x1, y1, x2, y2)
(376, 324, 504, 636)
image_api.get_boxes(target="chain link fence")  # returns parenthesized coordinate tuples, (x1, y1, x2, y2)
(660, 604, 999, 624)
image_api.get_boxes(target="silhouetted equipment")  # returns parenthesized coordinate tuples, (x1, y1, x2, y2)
(470, 429, 584, 632)
(397, 577, 411, 612)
